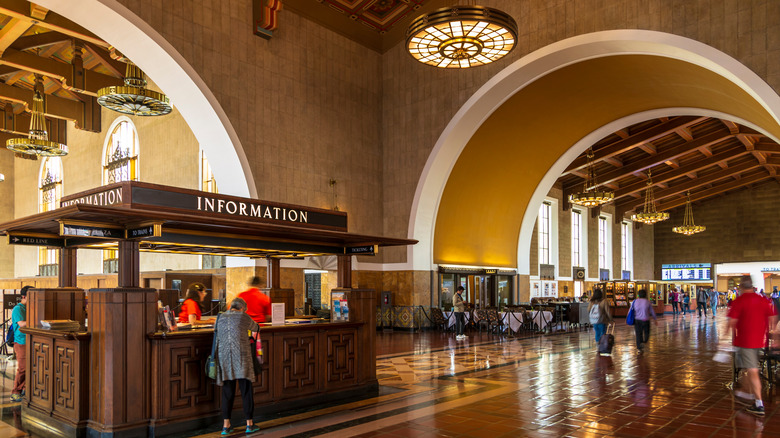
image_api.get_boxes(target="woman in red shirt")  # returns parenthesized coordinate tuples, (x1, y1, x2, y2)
(179, 283, 207, 324)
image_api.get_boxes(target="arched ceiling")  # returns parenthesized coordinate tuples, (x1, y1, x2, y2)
(433, 54, 780, 268)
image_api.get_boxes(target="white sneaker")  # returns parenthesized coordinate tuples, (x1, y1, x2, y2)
(455, 335, 462, 340)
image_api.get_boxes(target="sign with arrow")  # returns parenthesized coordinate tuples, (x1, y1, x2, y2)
(126, 224, 160, 239)
(8, 235, 65, 247)
(345, 245, 377, 256)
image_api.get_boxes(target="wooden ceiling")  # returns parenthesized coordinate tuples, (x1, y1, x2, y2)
(0, 1, 124, 150)
(559, 115, 780, 221)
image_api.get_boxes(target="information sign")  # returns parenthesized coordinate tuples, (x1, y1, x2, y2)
(8, 235, 64, 247)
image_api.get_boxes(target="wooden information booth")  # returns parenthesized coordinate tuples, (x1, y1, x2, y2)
(0, 182, 416, 437)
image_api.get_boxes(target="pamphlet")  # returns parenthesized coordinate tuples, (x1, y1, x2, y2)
(340, 299, 349, 321)
(271, 303, 285, 325)
(333, 300, 342, 320)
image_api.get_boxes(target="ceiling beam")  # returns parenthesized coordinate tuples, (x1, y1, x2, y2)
(611, 147, 751, 200)
(10, 31, 69, 51)
(616, 160, 762, 213)
(0, 47, 122, 96)
(0, 0, 108, 49)
(576, 129, 735, 189)
(562, 116, 703, 175)
(654, 172, 773, 212)
(0, 17, 34, 56)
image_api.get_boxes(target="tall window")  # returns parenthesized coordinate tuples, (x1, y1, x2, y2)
(200, 151, 225, 269)
(621, 221, 632, 274)
(38, 157, 63, 276)
(538, 202, 551, 265)
(102, 119, 139, 273)
(571, 210, 582, 267)
(598, 216, 608, 270)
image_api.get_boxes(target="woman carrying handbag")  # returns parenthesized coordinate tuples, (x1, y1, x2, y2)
(214, 298, 262, 435)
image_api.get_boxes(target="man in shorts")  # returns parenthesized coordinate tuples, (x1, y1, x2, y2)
(727, 275, 777, 416)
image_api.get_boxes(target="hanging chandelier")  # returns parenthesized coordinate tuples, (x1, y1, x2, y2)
(569, 148, 614, 208)
(97, 61, 172, 116)
(672, 191, 706, 235)
(632, 170, 669, 224)
(406, 4, 517, 68)
(6, 84, 68, 159)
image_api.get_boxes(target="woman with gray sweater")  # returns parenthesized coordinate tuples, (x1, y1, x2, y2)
(215, 297, 261, 435)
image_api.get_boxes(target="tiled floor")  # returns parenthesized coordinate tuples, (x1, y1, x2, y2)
(3, 311, 780, 437)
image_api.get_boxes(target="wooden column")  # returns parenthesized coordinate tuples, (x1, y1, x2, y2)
(27, 288, 86, 327)
(337, 255, 352, 288)
(267, 257, 280, 289)
(58, 247, 77, 287)
(118, 240, 140, 288)
(88, 287, 157, 435)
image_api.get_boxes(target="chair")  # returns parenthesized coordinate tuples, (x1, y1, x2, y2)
(474, 309, 490, 333)
(486, 308, 503, 334)
(430, 307, 449, 331)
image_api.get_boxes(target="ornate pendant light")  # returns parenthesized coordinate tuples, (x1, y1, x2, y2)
(97, 61, 172, 116)
(631, 170, 669, 224)
(672, 191, 706, 235)
(6, 78, 68, 159)
(406, 3, 517, 68)
(569, 148, 614, 208)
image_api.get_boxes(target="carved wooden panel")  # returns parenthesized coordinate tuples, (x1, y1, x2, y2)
(324, 330, 356, 389)
(276, 334, 317, 397)
(54, 343, 76, 411)
(163, 343, 216, 417)
(30, 339, 51, 410)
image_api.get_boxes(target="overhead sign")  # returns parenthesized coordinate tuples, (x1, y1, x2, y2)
(661, 263, 711, 281)
(126, 224, 161, 239)
(60, 223, 124, 239)
(345, 245, 377, 255)
(61, 186, 123, 208)
(8, 235, 65, 247)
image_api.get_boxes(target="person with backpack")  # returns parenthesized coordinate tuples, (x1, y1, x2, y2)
(10, 286, 30, 402)
(669, 288, 680, 315)
(588, 288, 612, 344)
(631, 289, 657, 353)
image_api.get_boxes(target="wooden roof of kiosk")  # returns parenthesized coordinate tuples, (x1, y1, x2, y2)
(0, 181, 417, 259)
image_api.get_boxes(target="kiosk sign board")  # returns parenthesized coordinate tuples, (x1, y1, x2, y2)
(3, 294, 22, 311)
(661, 263, 711, 281)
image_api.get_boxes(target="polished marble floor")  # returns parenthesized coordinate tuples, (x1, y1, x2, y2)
(3, 311, 780, 437)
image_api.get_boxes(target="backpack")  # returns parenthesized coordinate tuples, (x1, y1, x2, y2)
(589, 303, 600, 324)
(5, 323, 15, 347)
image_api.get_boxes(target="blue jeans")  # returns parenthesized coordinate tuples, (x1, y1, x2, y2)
(711, 302, 717, 316)
(594, 323, 606, 342)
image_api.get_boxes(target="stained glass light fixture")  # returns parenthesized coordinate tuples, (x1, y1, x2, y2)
(569, 148, 614, 208)
(406, 4, 517, 68)
(98, 61, 172, 116)
(672, 191, 706, 235)
(6, 86, 68, 159)
(632, 170, 669, 224)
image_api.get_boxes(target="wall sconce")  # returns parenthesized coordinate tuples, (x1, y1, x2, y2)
(329, 178, 339, 211)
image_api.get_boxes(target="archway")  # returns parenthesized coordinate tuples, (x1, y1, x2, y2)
(409, 30, 780, 275)
(35, 0, 255, 199)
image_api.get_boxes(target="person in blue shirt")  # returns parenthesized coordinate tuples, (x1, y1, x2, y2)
(10, 286, 29, 402)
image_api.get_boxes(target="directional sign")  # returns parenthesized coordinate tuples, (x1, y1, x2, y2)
(345, 245, 377, 256)
(126, 225, 159, 239)
(8, 235, 65, 247)
(61, 224, 124, 239)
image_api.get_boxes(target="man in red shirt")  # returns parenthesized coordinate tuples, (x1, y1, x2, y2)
(237, 276, 271, 323)
(727, 275, 777, 416)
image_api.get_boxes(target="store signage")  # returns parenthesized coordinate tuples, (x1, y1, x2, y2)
(345, 245, 377, 255)
(761, 267, 780, 272)
(661, 263, 711, 281)
(127, 225, 159, 239)
(61, 224, 124, 239)
(61, 187, 122, 207)
(8, 235, 64, 247)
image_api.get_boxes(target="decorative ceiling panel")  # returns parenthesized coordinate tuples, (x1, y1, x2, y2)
(319, 0, 427, 33)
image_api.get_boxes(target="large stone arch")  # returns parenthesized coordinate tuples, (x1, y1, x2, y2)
(409, 30, 780, 274)
(35, 0, 255, 198)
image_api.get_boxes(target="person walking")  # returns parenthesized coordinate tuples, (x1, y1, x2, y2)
(670, 288, 680, 315)
(454, 286, 467, 341)
(588, 288, 612, 344)
(215, 298, 262, 435)
(697, 288, 708, 317)
(710, 289, 719, 317)
(10, 286, 29, 402)
(682, 291, 690, 316)
(727, 276, 777, 416)
(631, 289, 657, 352)
(237, 276, 272, 324)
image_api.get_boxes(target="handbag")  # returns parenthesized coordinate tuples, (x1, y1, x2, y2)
(250, 331, 263, 375)
(626, 301, 635, 326)
(205, 314, 220, 380)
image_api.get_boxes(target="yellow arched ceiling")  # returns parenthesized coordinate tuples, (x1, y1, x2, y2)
(433, 54, 780, 268)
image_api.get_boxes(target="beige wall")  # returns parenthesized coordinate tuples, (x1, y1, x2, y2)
(0, 149, 14, 278)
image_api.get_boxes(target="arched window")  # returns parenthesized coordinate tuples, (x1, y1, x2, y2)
(200, 151, 225, 269)
(38, 157, 63, 276)
(102, 119, 139, 273)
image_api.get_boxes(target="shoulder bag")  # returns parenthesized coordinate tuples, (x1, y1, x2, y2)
(205, 314, 220, 380)
(250, 330, 263, 375)
(626, 301, 635, 326)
